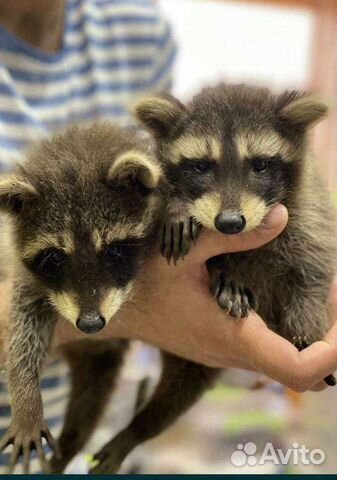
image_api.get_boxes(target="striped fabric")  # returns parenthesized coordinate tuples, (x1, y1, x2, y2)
(0, 0, 175, 472)
(0, 0, 176, 169)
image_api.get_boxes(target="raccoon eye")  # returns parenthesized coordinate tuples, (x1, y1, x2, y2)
(105, 245, 123, 260)
(105, 243, 137, 263)
(37, 248, 66, 278)
(193, 160, 212, 173)
(251, 158, 269, 173)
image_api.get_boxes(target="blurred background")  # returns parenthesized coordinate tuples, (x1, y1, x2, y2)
(82, 0, 337, 475)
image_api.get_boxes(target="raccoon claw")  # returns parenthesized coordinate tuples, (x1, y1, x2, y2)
(293, 336, 336, 387)
(161, 217, 200, 265)
(292, 335, 309, 351)
(0, 421, 58, 474)
(211, 275, 257, 319)
(90, 450, 122, 474)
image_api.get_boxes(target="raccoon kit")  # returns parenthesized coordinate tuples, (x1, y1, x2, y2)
(80, 86, 336, 474)
(90, 84, 337, 474)
(0, 123, 164, 473)
(135, 84, 337, 345)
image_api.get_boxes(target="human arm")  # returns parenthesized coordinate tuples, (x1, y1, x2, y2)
(55, 204, 337, 392)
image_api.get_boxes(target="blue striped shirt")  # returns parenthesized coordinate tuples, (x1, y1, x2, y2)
(0, 0, 176, 168)
(0, 0, 175, 472)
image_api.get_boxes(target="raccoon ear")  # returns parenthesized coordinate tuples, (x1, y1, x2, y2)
(279, 94, 328, 129)
(133, 95, 187, 138)
(0, 174, 37, 214)
(108, 150, 162, 194)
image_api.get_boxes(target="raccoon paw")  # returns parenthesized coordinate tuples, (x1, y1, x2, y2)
(90, 431, 132, 474)
(292, 335, 309, 351)
(49, 453, 71, 474)
(161, 217, 200, 265)
(293, 336, 336, 387)
(0, 419, 59, 474)
(212, 275, 257, 319)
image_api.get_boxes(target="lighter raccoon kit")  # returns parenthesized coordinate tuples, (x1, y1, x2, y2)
(75, 85, 337, 474)
(101, 83, 336, 468)
(135, 84, 337, 349)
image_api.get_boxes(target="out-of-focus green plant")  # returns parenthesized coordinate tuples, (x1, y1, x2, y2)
(224, 410, 287, 435)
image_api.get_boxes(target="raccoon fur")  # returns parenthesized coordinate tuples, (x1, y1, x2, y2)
(0, 122, 164, 473)
(89, 84, 337, 474)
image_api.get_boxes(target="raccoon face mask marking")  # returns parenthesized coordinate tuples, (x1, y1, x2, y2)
(0, 123, 163, 333)
(136, 87, 328, 233)
(48, 290, 80, 325)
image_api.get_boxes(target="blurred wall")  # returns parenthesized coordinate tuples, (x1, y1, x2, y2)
(159, 0, 337, 188)
(159, 0, 315, 99)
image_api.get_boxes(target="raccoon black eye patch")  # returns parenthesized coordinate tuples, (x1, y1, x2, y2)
(104, 239, 142, 263)
(249, 155, 279, 163)
(249, 156, 279, 173)
(31, 247, 67, 279)
(251, 158, 269, 173)
(181, 158, 215, 174)
(103, 240, 143, 287)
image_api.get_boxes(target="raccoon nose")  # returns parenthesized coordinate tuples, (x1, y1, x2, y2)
(76, 315, 106, 334)
(215, 213, 246, 234)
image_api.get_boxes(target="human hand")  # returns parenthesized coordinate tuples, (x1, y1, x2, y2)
(55, 204, 337, 392)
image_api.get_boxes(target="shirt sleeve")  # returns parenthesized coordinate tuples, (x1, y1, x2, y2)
(147, 7, 177, 94)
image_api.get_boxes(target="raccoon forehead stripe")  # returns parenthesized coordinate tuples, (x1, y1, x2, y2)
(62, 232, 75, 253)
(48, 291, 79, 325)
(241, 193, 268, 232)
(106, 222, 147, 243)
(170, 135, 222, 164)
(190, 192, 222, 230)
(92, 229, 102, 251)
(22, 232, 75, 260)
(236, 130, 292, 161)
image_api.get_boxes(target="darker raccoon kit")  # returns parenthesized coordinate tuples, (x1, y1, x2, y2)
(0, 123, 164, 472)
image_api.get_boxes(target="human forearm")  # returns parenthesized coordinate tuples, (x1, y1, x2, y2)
(54, 204, 337, 392)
